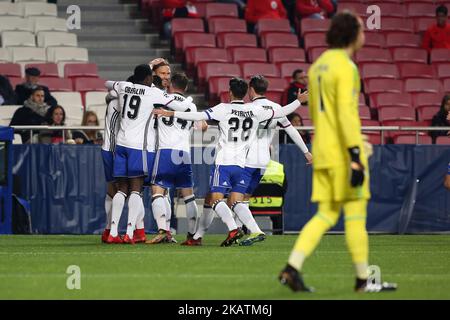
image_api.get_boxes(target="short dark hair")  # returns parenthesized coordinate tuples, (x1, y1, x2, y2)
(249, 75, 269, 95)
(31, 86, 44, 95)
(229, 77, 248, 99)
(292, 69, 303, 79)
(133, 64, 152, 82)
(326, 11, 361, 49)
(436, 5, 448, 16)
(171, 72, 189, 91)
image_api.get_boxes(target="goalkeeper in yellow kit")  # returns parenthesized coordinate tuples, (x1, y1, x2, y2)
(279, 12, 397, 293)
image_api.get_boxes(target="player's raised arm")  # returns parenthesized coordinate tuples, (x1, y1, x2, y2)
(279, 117, 312, 164)
(153, 108, 209, 121)
(105, 80, 118, 91)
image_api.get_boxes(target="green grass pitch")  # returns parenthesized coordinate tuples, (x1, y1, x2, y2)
(0, 234, 449, 300)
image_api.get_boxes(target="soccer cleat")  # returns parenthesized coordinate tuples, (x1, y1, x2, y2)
(279, 264, 315, 293)
(145, 229, 169, 244)
(122, 234, 135, 245)
(355, 278, 398, 293)
(166, 230, 178, 244)
(181, 237, 202, 246)
(220, 228, 244, 247)
(133, 228, 146, 243)
(239, 232, 266, 246)
(180, 232, 194, 245)
(101, 229, 110, 243)
(106, 234, 123, 244)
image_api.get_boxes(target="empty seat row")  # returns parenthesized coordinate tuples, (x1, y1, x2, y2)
(0, 62, 98, 79)
(361, 62, 450, 80)
(338, 2, 443, 18)
(0, 16, 67, 33)
(364, 78, 450, 94)
(1, 31, 77, 48)
(0, 2, 57, 17)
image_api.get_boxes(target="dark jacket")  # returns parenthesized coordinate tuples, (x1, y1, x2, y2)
(10, 106, 47, 143)
(0, 75, 17, 105)
(283, 82, 307, 105)
(15, 84, 57, 108)
(430, 111, 450, 144)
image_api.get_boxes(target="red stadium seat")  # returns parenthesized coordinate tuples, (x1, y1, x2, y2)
(205, 2, 238, 19)
(256, 19, 291, 37)
(268, 48, 306, 65)
(74, 77, 106, 92)
(359, 93, 367, 107)
(229, 47, 267, 64)
(208, 76, 233, 104)
(412, 92, 442, 109)
(337, 2, 368, 17)
(218, 32, 257, 49)
(364, 132, 383, 145)
(193, 2, 207, 18)
(300, 18, 330, 37)
(8, 77, 24, 88)
(186, 47, 229, 77)
(444, 79, 450, 92)
(240, 63, 279, 79)
(374, 3, 407, 17)
(364, 79, 403, 94)
(435, 136, 450, 145)
(208, 17, 246, 35)
(378, 18, 414, 34)
(39, 77, 73, 91)
(403, 0, 435, 3)
(417, 106, 439, 122)
(279, 62, 311, 81)
(309, 47, 327, 62)
(404, 78, 442, 93)
(359, 105, 371, 120)
(219, 91, 250, 103)
(393, 48, 428, 64)
(364, 32, 385, 48)
(393, 134, 432, 144)
(0, 63, 21, 78)
(295, 107, 310, 120)
(25, 63, 58, 78)
(414, 18, 435, 33)
(385, 33, 421, 49)
(407, 3, 436, 18)
(303, 32, 327, 53)
(379, 107, 416, 122)
(437, 64, 450, 80)
(197, 62, 241, 90)
(430, 49, 450, 64)
(267, 77, 289, 93)
(174, 32, 216, 61)
(260, 32, 299, 50)
(361, 63, 399, 80)
(371, 93, 412, 109)
(398, 63, 436, 79)
(171, 18, 204, 37)
(265, 91, 283, 104)
(64, 63, 98, 78)
(355, 48, 392, 64)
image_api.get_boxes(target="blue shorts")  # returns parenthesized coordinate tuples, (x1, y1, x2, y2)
(101, 149, 115, 182)
(151, 149, 193, 189)
(244, 167, 264, 195)
(209, 165, 251, 194)
(144, 151, 156, 185)
(113, 145, 148, 178)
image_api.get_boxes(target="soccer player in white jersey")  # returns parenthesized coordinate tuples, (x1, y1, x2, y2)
(104, 64, 191, 244)
(146, 72, 200, 244)
(100, 89, 121, 243)
(154, 78, 307, 246)
(237, 75, 313, 246)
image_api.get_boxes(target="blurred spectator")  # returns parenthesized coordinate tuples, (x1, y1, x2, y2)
(0, 75, 17, 105)
(10, 87, 50, 143)
(219, 0, 247, 18)
(282, 0, 297, 26)
(15, 67, 57, 108)
(422, 5, 450, 51)
(283, 69, 308, 105)
(162, 0, 200, 39)
(39, 105, 72, 144)
(430, 94, 450, 144)
(296, 0, 334, 19)
(245, 0, 288, 32)
(72, 111, 103, 145)
(279, 113, 311, 145)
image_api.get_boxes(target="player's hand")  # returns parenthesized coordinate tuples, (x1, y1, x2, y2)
(304, 152, 313, 165)
(153, 109, 174, 117)
(348, 147, 365, 187)
(297, 90, 308, 104)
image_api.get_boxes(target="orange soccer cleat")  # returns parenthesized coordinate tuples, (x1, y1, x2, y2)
(133, 228, 146, 243)
(101, 229, 110, 243)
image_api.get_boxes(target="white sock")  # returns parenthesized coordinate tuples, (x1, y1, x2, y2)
(234, 213, 244, 229)
(164, 195, 172, 231)
(110, 191, 127, 237)
(184, 195, 198, 235)
(135, 193, 145, 230)
(213, 200, 237, 231)
(232, 201, 263, 234)
(105, 194, 113, 229)
(151, 194, 167, 231)
(193, 205, 214, 240)
(126, 191, 142, 238)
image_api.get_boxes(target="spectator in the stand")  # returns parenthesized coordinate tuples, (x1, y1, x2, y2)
(284, 69, 308, 105)
(15, 67, 57, 108)
(422, 5, 450, 51)
(296, 0, 334, 19)
(430, 94, 450, 144)
(72, 111, 103, 145)
(279, 113, 311, 145)
(0, 75, 17, 105)
(10, 87, 50, 143)
(162, 0, 200, 39)
(39, 105, 72, 144)
(245, 0, 288, 32)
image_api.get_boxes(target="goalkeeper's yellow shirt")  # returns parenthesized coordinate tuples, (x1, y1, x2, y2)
(308, 49, 366, 169)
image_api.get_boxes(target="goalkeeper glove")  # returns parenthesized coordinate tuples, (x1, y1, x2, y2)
(348, 147, 365, 187)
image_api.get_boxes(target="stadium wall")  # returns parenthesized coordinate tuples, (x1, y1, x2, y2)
(11, 145, 450, 234)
